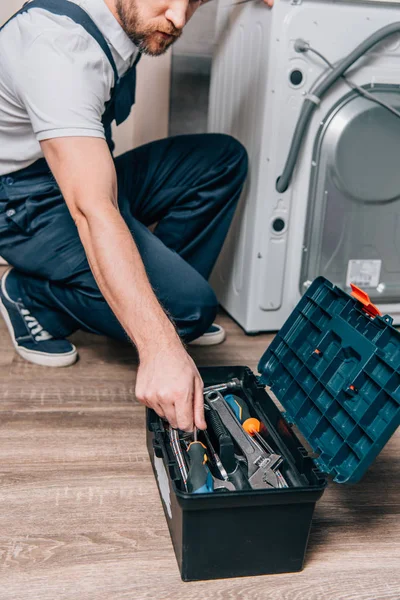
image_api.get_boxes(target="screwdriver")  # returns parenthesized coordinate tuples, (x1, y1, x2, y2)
(186, 429, 214, 494)
(243, 418, 276, 455)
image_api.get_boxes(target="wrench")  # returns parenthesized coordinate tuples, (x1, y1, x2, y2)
(203, 428, 230, 481)
(212, 476, 236, 492)
(203, 378, 241, 395)
(204, 391, 282, 489)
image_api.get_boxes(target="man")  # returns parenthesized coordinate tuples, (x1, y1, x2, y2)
(0, 0, 272, 432)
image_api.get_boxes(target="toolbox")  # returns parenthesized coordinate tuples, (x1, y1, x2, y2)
(146, 277, 400, 581)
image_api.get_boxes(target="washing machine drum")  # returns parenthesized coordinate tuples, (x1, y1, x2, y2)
(301, 85, 400, 301)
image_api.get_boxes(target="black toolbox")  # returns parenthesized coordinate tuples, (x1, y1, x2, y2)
(146, 277, 400, 581)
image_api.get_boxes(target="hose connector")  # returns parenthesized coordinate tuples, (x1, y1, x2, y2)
(294, 38, 310, 53)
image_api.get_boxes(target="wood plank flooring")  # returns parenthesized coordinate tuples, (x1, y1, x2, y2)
(0, 268, 399, 599)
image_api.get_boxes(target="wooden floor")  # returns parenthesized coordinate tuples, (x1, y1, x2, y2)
(0, 273, 399, 600)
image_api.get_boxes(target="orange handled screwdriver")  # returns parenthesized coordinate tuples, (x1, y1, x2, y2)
(242, 418, 276, 455)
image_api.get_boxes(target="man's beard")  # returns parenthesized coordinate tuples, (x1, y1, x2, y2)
(116, 0, 182, 56)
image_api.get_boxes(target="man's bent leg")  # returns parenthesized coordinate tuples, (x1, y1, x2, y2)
(11, 218, 218, 344)
(115, 133, 248, 279)
(0, 133, 247, 351)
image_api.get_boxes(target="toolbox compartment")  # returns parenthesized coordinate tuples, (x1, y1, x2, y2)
(146, 277, 400, 581)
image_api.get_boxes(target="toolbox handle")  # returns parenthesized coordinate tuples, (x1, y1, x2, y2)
(350, 284, 382, 318)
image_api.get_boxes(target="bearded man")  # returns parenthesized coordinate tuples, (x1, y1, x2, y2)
(0, 0, 272, 431)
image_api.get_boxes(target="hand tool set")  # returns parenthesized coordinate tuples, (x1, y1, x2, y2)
(165, 380, 290, 494)
(146, 278, 400, 581)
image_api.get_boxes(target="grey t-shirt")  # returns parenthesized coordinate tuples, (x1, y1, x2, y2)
(0, 0, 138, 176)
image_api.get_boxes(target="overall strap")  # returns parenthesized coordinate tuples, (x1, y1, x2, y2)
(1, 0, 120, 86)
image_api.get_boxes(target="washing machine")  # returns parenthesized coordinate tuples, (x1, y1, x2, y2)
(208, 0, 400, 332)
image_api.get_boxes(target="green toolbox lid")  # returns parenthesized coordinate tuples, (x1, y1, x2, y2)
(258, 277, 400, 484)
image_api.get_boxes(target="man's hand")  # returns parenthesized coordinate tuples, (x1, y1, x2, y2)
(136, 336, 206, 431)
(263, 0, 274, 7)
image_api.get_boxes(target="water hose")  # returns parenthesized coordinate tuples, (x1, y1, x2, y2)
(276, 22, 400, 193)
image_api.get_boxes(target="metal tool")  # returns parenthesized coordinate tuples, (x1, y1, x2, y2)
(186, 428, 214, 494)
(168, 426, 189, 491)
(243, 419, 275, 456)
(206, 405, 251, 491)
(244, 422, 289, 489)
(203, 428, 229, 481)
(198, 422, 236, 492)
(182, 433, 235, 492)
(205, 391, 283, 489)
(203, 378, 241, 395)
(211, 473, 235, 492)
(225, 394, 289, 488)
(224, 395, 275, 453)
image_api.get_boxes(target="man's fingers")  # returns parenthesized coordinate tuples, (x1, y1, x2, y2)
(193, 376, 206, 430)
(154, 403, 166, 420)
(175, 387, 195, 432)
(263, 0, 274, 6)
(162, 403, 178, 429)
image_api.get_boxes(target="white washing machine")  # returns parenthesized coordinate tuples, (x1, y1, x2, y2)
(208, 0, 400, 332)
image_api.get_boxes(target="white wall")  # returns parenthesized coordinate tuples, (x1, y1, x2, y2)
(112, 52, 171, 155)
(173, 1, 217, 58)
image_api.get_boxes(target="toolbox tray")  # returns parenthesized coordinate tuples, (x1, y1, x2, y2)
(146, 277, 400, 581)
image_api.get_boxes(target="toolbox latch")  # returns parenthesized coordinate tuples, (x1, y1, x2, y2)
(350, 284, 382, 318)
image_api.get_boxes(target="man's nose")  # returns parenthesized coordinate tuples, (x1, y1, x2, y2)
(165, 1, 187, 31)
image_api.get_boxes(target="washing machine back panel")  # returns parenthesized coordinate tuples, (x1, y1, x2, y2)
(258, 1, 400, 314)
(209, 0, 400, 331)
(301, 86, 400, 301)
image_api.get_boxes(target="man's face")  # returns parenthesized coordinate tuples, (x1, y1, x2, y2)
(116, 0, 204, 56)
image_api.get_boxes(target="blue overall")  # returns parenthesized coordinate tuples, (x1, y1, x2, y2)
(0, 0, 248, 343)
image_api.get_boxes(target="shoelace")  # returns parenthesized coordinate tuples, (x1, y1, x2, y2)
(20, 307, 53, 342)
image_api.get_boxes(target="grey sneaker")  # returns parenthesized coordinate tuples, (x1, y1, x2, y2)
(189, 323, 226, 347)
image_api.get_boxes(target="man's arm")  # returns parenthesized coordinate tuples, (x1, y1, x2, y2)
(41, 136, 206, 432)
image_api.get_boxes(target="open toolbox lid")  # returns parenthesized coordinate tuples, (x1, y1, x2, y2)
(258, 277, 400, 484)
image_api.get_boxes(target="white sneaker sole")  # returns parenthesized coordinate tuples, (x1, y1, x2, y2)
(189, 327, 226, 347)
(0, 269, 78, 368)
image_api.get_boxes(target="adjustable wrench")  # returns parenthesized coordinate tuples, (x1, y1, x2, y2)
(204, 391, 282, 489)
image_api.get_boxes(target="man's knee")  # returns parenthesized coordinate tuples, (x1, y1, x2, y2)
(210, 133, 248, 179)
(197, 285, 218, 334)
(179, 283, 218, 342)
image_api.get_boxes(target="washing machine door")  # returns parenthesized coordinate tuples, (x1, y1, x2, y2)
(301, 85, 400, 302)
